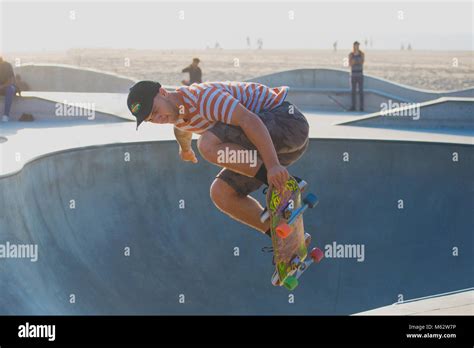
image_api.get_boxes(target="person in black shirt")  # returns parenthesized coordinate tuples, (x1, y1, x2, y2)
(0, 56, 17, 122)
(348, 41, 365, 111)
(181, 58, 202, 86)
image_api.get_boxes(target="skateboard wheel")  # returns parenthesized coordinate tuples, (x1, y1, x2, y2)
(310, 247, 324, 263)
(303, 193, 318, 208)
(283, 276, 298, 290)
(271, 271, 281, 286)
(276, 223, 292, 239)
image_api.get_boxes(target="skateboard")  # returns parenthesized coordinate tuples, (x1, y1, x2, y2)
(261, 176, 324, 290)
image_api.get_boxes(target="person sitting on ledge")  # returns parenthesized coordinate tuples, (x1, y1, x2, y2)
(0, 56, 17, 122)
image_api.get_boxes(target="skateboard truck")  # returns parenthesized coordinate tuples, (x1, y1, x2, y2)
(276, 193, 318, 239)
(272, 244, 324, 290)
(287, 193, 319, 226)
(283, 248, 324, 290)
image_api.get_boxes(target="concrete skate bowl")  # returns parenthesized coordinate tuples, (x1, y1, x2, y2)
(14, 64, 137, 93)
(0, 139, 472, 315)
(249, 69, 474, 112)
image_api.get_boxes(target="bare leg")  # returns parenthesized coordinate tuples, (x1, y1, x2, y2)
(210, 178, 269, 234)
(198, 132, 263, 177)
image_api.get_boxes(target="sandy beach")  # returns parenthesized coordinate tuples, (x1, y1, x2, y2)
(5, 48, 473, 91)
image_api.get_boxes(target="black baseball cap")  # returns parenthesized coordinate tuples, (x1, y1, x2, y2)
(127, 81, 162, 129)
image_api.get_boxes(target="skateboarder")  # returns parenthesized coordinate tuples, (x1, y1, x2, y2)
(127, 80, 309, 239)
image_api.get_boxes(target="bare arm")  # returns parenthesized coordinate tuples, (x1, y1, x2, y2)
(348, 53, 354, 67)
(230, 103, 279, 169)
(174, 126, 193, 151)
(229, 103, 289, 188)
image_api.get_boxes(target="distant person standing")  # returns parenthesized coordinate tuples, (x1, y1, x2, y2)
(181, 58, 202, 86)
(348, 41, 365, 111)
(0, 56, 17, 122)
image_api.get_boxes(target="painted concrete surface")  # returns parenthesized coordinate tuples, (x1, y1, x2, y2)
(14, 64, 137, 93)
(340, 97, 474, 130)
(0, 94, 124, 122)
(0, 137, 472, 314)
(0, 67, 472, 315)
(250, 68, 474, 112)
(1, 112, 472, 177)
(355, 289, 474, 315)
(10, 65, 473, 112)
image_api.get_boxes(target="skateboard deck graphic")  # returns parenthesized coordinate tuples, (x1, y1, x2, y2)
(265, 176, 323, 290)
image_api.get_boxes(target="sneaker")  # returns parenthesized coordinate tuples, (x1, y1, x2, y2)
(260, 185, 270, 222)
(271, 269, 281, 286)
(260, 207, 270, 223)
(261, 245, 274, 253)
(293, 176, 308, 192)
(2, 115, 9, 122)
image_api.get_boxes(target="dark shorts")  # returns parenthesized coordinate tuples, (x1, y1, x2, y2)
(207, 101, 310, 196)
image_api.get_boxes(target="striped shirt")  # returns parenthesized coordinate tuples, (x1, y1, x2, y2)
(175, 81, 289, 133)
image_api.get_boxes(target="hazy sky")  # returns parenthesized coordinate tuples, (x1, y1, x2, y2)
(1, 0, 472, 52)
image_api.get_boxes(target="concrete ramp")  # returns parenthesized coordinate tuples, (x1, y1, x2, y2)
(14, 64, 137, 93)
(249, 69, 474, 112)
(0, 94, 125, 123)
(280, 88, 407, 112)
(20, 91, 133, 121)
(355, 289, 474, 315)
(0, 139, 472, 315)
(340, 98, 474, 130)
